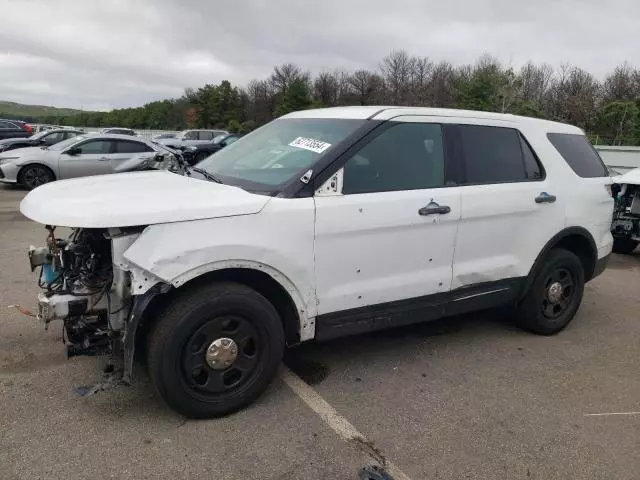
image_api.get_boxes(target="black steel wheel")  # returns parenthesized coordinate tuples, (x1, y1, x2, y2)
(515, 249, 585, 335)
(540, 267, 574, 319)
(19, 165, 54, 190)
(147, 281, 284, 418)
(180, 316, 261, 398)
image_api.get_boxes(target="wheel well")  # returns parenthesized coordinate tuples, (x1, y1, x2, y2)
(520, 229, 598, 302)
(553, 234, 596, 281)
(137, 268, 302, 349)
(17, 163, 56, 183)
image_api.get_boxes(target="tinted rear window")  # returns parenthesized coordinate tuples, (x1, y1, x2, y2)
(458, 125, 542, 184)
(547, 133, 607, 178)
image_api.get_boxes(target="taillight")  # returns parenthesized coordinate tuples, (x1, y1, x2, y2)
(23, 123, 33, 134)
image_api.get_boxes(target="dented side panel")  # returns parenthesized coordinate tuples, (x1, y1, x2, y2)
(122, 197, 317, 340)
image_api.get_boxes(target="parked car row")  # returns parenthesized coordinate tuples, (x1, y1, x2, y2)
(0, 129, 84, 153)
(0, 118, 33, 140)
(0, 133, 178, 189)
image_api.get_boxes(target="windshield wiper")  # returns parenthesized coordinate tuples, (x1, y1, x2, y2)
(191, 167, 224, 184)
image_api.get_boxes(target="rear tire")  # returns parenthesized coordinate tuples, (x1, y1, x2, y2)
(515, 249, 584, 335)
(612, 237, 638, 255)
(19, 164, 54, 190)
(147, 281, 285, 418)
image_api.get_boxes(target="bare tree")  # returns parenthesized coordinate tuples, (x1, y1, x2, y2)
(269, 63, 309, 93)
(348, 70, 384, 105)
(246, 79, 274, 124)
(410, 56, 433, 105)
(426, 61, 457, 107)
(313, 71, 339, 106)
(519, 62, 554, 104)
(545, 64, 601, 130)
(602, 63, 639, 103)
(379, 50, 415, 104)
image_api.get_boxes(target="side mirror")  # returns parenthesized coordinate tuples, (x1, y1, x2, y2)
(66, 146, 81, 156)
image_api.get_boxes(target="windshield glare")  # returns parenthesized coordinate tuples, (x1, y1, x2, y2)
(48, 135, 88, 151)
(196, 118, 365, 190)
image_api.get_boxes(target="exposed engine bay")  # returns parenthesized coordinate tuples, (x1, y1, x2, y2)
(611, 182, 640, 244)
(27, 226, 160, 390)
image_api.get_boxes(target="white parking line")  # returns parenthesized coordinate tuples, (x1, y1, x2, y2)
(280, 366, 413, 480)
(584, 411, 640, 417)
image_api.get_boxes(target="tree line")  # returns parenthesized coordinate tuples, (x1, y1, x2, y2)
(33, 50, 640, 145)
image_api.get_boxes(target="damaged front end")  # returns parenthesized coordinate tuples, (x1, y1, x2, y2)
(611, 181, 640, 249)
(26, 225, 168, 393)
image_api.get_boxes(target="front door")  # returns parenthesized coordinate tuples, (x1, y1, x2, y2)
(58, 139, 114, 179)
(313, 120, 461, 338)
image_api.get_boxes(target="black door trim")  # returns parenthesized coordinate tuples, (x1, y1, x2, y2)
(315, 277, 525, 341)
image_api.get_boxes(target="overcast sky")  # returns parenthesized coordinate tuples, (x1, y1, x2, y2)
(1, 0, 639, 110)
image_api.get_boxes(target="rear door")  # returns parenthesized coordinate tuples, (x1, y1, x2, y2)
(313, 119, 462, 334)
(110, 140, 155, 171)
(449, 122, 565, 289)
(58, 139, 114, 179)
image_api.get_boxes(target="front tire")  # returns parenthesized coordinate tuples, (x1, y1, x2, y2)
(19, 165, 54, 190)
(147, 282, 285, 418)
(515, 249, 585, 335)
(612, 237, 638, 255)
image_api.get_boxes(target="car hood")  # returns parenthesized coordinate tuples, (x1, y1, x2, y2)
(0, 146, 53, 162)
(0, 137, 33, 146)
(20, 170, 271, 228)
(615, 168, 640, 186)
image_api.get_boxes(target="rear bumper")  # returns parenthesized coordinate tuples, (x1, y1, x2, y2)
(591, 254, 610, 280)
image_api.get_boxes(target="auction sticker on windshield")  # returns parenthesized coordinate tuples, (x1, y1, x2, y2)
(288, 137, 332, 154)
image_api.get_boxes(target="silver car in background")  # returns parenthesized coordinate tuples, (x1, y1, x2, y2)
(0, 134, 171, 189)
(155, 129, 229, 149)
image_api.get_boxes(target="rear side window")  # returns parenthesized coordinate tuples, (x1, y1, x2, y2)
(114, 140, 152, 153)
(0, 120, 17, 129)
(458, 125, 542, 184)
(547, 133, 607, 178)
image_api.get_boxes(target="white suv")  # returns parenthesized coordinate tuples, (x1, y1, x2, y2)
(20, 106, 613, 418)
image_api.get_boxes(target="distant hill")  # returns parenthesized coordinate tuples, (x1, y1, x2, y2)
(0, 101, 83, 121)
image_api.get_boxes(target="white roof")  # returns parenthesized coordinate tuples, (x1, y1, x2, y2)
(282, 106, 582, 133)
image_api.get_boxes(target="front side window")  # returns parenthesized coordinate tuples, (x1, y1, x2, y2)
(50, 134, 90, 151)
(42, 132, 65, 144)
(0, 120, 16, 129)
(342, 123, 445, 194)
(182, 131, 197, 140)
(196, 118, 365, 190)
(459, 125, 540, 184)
(114, 140, 152, 153)
(73, 140, 112, 155)
(547, 133, 607, 178)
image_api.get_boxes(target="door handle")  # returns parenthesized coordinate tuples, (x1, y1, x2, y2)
(535, 192, 556, 204)
(419, 202, 451, 216)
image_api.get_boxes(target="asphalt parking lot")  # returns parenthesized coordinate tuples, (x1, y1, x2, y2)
(1, 184, 639, 480)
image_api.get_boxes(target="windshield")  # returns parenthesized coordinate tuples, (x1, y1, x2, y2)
(196, 118, 365, 190)
(48, 134, 88, 151)
(29, 131, 50, 140)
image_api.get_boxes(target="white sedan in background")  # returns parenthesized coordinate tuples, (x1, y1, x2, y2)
(0, 134, 167, 189)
